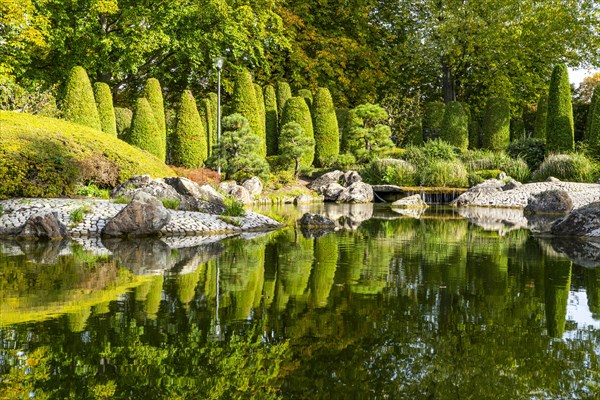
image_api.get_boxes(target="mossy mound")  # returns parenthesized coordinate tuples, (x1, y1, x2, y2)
(0, 111, 174, 198)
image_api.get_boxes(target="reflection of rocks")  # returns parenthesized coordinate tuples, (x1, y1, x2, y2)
(455, 207, 528, 234)
(390, 207, 427, 219)
(323, 203, 374, 230)
(300, 226, 336, 239)
(551, 202, 600, 238)
(298, 213, 336, 227)
(549, 238, 600, 268)
(17, 239, 70, 264)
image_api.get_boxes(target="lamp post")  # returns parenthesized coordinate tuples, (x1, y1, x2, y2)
(214, 56, 225, 175)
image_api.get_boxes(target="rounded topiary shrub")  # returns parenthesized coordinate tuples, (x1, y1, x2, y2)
(481, 97, 510, 151)
(127, 97, 162, 159)
(62, 66, 102, 130)
(142, 78, 166, 161)
(533, 94, 548, 141)
(280, 96, 315, 168)
(171, 90, 207, 168)
(439, 101, 468, 150)
(419, 159, 468, 188)
(114, 107, 133, 140)
(546, 64, 574, 152)
(312, 87, 339, 167)
(232, 69, 264, 156)
(264, 85, 278, 156)
(276, 81, 292, 119)
(422, 101, 445, 141)
(93, 82, 117, 136)
(532, 153, 598, 182)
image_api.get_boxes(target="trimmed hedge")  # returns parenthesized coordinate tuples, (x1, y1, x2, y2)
(128, 98, 163, 159)
(93, 82, 117, 136)
(171, 90, 207, 168)
(264, 85, 278, 156)
(280, 96, 315, 168)
(198, 98, 214, 156)
(481, 97, 510, 150)
(254, 82, 266, 155)
(297, 89, 313, 109)
(587, 84, 600, 155)
(232, 69, 265, 156)
(62, 66, 102, 130)
(422, 101, 445, 141)
(341, 109, 361, 153)
(533, 94, 548, 141)
(207, 92, 218, 151)
(439, 101, 468, 150)
(114, 107, 132, 140)
(276, 81, 292, 120)
(142, 78, 167, 161)
(312, 87, 339, 167)
(546, 64, 574, 152)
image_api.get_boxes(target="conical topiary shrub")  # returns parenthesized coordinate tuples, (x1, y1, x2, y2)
(588, 85, 600, 154)
(171, 90, 207, 168)
(481, 97, 510, 151)
(264, 84, 278, 155)
(298, 89, 313, 109)
(533, 94, 548, 141)
(280, 96, 315, 168)
(546, 64, 574, 152)
(232, 69, 265, 156)
(143, 78, 167, 161)
(341, 109, 361, 153)
(114, 107, 133, 140)
(312, 87, 339, 167)
(127, 97, 162, 159)
(62, 66, 101, 130)
(93, 82, 117, 136)
(198, 98, 214, 156)
(276, 81, 292, 120)
(422, 101, 446, 141)
(439, 101, 468, 150)
(254, 82, 266, 155)
(207, 92, 218, 152)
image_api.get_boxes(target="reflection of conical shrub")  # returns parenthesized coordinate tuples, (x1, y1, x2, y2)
(421, 219, 468, 266)
(351, 237, 393, 295)
(134, 280, 152, 302)
(585, 268, 600, 317)
(544, 259, 572, 338)
(175, 269, 201, 306)
(275, 232, 314, 312)
(310, 234, 338, 307)
(145, 275, 164, 319)
(67, 306, 92, 332)
(92, 301, 111, 315)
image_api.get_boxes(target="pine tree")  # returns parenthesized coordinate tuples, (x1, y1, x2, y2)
(588, 85, 600, 155)
(276, 81, 292, 120)
(114, 107, 132, 140)
(143, 78, 167, 161)
(171, 90, 207, 168)
(481, 97, 510, 150)
(279, 122, 315, 177)
(533, 94, 548, 141)
(231, 69, 265, 157)
(312, 87, 340, 167)
(280, 96, 315, 167)
(127, 97, 162, 159)
(62, 66, 101, 130)
(93, 82, 117, 136)
(346, 103, 394, 162)
(264, 85, 278, 155)
(439, 101, 469, 150)
(546, 64, 574, 152)
(422, 101, 446, 141)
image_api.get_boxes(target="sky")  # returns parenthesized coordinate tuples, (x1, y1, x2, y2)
(569, 67, 600, 87)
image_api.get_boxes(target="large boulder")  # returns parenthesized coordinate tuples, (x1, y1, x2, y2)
(219, 181, 253, 205)
(525, 189, 573, 214)
(551, 202, 600, 238)
(451, 179, 504, 206)
(309, 170, 345, 192)
(322, 182, 346, 201)
(16, 212, 70, 240)
(164, 177, 226, 214)
(242, 177, 263, 196)
(102, 192, 171, 237)
(391, 194, 428, 209)
(111, 175, 179, 200)
(336, 182, 374, 203)
(340, 170, 362, 186)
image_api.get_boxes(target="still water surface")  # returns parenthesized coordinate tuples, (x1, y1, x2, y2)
(0, 205, 599, 399)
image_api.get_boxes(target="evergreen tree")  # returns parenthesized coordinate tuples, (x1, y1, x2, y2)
(346, 103, 394, 162)
(207, 114, 270, 182)
(264, 85, 278, 155)
(62, 66, 101, 130)
(93, 82, 117, 136)
(254, 82, 267, 155)
(422, 101, 446, 141)
(276, 81, 292, 119)
(546, 64, 574, 152)
(114, 107, 132, 140)
(172, 90, 207, 168)
(280, 96, 315, 167)
(297, 89, 313, 109)
(142, 78, 166, 161)
(439, 101, 469, 150)
(198, 98, 214, 156)
(127, 97, 162, 159)
(481, 97, 510, 150)
(279, 122, 315, 177)
(533, 94, 548, 141)
(340, 109, 361, 153)
(588, 85, 600, 155)
(312, 87, 340, 167)
(231, 69, 265, 157)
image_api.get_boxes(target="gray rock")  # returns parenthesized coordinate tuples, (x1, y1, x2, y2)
(111, 175, 180, 200)
(451, 186, 502, 206)
(547, 176, 561, 182)
(391, 194, 428, 209)
(293, 194, 315, 204)
(164, 177, 226, 213)
(102, 192, 171, 237)
(322, 182, 346, 201)
(371, 184, 404, 193)
(502, 179, 522, 191)
(219, 181, 253, 205)
(336, 182, 374, 203)
(341, 170, 362, 186)
(298, 213, 336, 227)
(17, 212, 70, 240)
(551, 201, 600, 238)
(525, 189, 573, 214)
(242, 176, 263, 195)
(308, 170, 345, 192)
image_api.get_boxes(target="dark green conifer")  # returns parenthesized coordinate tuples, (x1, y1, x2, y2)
(114, 107, 132, 140)
(439, 101, 469, 150)
(422, 101, 446, 141)
(546, 64, 574, 152)
(312, 87, 339, 167)
(588, 85, 600, 154)
(171, 90, 207, 168)
(481, 97, 510, 150)
(93, 82, 117, 136)
(143, 78, 167, 161)
(533, 94, 548, 141)
(280, 96, 315, 167)
(127, 97, 162, 159)
(254, 82, 266, 155)
(62, 66, 101, 130)
(264, 85, 278, 155)
(276, 81, 292, 120)
(232, 69, 265, 157)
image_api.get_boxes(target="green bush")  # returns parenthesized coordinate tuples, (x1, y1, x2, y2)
(207, 92, 219, 151)
(481, 97, 510, 150)
(198, 98, 214, 156)
(532, 153, 598, 182)
(114, 107, 132, 140)
(510, 117, 525, 142)
(419, 160, 468, 187)
(461, 149, 530, 182)
(223, 196, 246, 217)
(546, 64, 574, 152)
(312, 87, 340, 167)
(76, 183, 110, 199)
(264, 85, 278, 156)
(171, 90, 207, 168)
(361, 159, 417, 186)
(340, 108, 361, 153)
(93, 82, 117, 136)
(276, 81, 292, 119)
(232, 69, 264, 157)
(533, 94, 548, 141)
(297, 89, 313, 109)
(280, 96, 315, 167)
(0, 79, 59, 117)
(404, 138, 458, 170)
(506, 138, 546, 171)
(439, 101, 469, 150)
(587, 85, 600, 156)
(161, 197, 181, 210)
(142, 78, 166, 161)
(422, 101, 445, 141)
(403, 120, 424, 146)
(127, 98, 163, 159)
(62, 66, 101, 130)
(334, 152, 357, 169)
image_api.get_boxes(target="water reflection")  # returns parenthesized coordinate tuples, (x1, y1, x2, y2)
(1, 209, 599, 399)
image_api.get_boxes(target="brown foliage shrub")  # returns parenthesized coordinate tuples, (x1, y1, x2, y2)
(77, 155, 120, 188)
(170, 166, 221, 185)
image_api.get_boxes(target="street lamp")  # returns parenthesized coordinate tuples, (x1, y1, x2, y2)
(214, 56, 225, 175)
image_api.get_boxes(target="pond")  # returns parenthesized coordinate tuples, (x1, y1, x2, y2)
(1, 204, 599, 399)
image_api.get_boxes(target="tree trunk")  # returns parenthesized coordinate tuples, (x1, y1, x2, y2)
(442, 61, 456, 104)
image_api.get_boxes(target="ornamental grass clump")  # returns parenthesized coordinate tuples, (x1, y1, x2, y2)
(461, 150, 530, 182)
(419, 160, 468, 188)
(360, 159, 417, 186)
(532, 153, 598, 182)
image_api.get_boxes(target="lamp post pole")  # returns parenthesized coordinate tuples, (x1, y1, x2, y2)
(215, 57, 224, 175)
